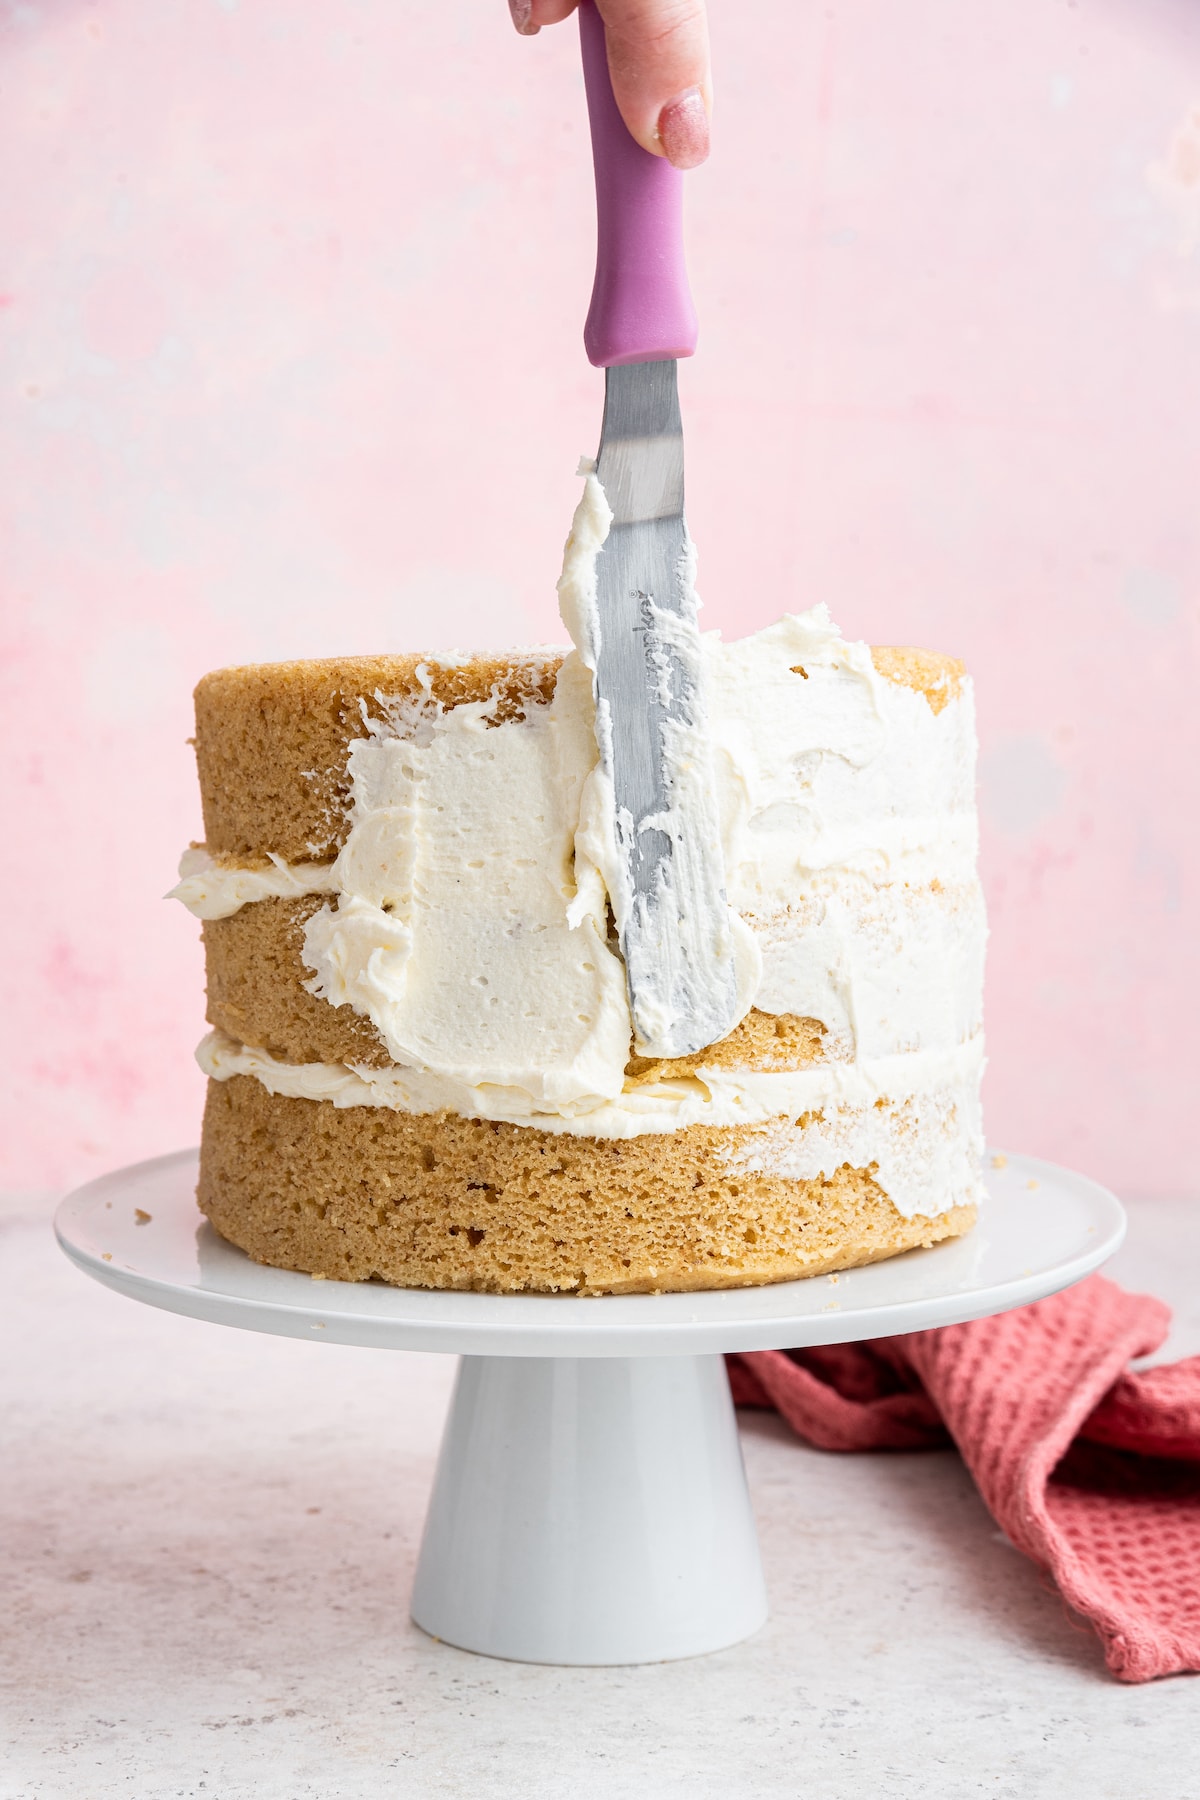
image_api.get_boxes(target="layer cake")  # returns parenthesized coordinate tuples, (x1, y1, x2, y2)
(173, 479, 986, 1293)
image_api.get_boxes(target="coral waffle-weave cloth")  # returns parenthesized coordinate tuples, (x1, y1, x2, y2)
(728, 1275, 1200, 1682)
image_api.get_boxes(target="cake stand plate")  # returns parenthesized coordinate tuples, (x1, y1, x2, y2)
(56, 1149, 1124, 1667)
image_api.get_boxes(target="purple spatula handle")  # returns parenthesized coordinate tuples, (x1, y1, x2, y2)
(579, 0, 698, 368)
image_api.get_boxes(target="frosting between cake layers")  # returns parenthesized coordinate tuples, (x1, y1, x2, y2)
(169, 847, 341, 920)
(197, 1026, 984, 1219)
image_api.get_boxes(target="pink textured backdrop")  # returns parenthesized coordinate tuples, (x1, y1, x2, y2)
(1, 1, 1197, 1196)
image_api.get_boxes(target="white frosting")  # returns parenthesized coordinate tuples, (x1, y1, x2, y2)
(751, 876, 985, 1062)
(178, 472, 987, 1213)
(197, 1027, 983, 1219)
(167, 848, 340, 921)
(299, 656, 631, 1112)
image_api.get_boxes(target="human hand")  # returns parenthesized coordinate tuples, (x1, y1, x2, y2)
(509, 0, 711, 170)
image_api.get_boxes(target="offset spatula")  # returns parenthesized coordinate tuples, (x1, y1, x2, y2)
(578, 0, 740, 1060)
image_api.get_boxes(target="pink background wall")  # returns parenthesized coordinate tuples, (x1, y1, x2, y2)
(2, 1, 1197, 1197)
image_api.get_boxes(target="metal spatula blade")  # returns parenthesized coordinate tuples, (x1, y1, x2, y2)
(579, 2, 740, 1059)
(592, 360, 740, 1057)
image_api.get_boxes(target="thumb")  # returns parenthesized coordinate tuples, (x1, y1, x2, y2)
(511, 2, 711, 167)
(598, 0, 711, 167)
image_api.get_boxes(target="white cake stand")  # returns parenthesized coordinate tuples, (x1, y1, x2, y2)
(55, 1148, 1123, 1667)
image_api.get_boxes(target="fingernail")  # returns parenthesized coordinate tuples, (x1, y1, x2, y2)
(657, 89, 709, 170)
(508, 0, 540, 35)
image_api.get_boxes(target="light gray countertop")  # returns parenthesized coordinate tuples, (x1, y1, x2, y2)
(3, 1192, 1197, 1800)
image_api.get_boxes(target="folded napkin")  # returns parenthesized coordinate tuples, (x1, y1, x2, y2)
(728, 1274, 1200, 1682)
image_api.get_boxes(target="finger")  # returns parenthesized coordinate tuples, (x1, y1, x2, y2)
(508, 0, 578, 36)
(511, 1, 711, 171)
(597, 0, 711, 167)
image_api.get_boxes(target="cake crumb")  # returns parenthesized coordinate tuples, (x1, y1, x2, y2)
(134, 1209, 152, 1225)
(1026, 1178, 1039, 1191)
(311, 1272, 327, 1281)
(101, 1253, 112, 1262)
(991, 1152, 1008, 1170)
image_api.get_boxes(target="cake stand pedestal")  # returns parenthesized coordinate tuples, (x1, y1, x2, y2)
(55, 1149, 1123, 1666)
